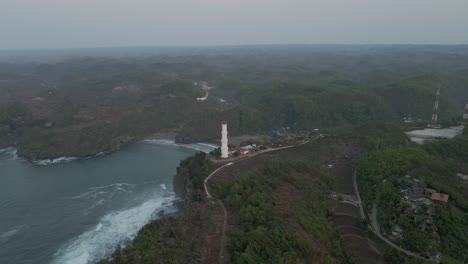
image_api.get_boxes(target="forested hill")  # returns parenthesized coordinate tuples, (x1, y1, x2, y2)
(1, 45, 468, 159)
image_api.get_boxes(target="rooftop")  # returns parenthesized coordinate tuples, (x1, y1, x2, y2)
(431, 193, 449, 203)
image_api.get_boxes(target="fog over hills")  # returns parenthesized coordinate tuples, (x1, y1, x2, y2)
(1, 0, 468, 49)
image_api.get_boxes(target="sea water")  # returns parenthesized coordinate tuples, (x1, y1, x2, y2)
(0, 141, 215, 264)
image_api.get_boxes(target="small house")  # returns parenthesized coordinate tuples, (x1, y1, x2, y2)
(229, 147, 249, 155)
(431, 193, 449, 203)
(236, 147, 249, 155)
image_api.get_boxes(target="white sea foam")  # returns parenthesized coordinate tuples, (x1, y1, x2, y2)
(72, 183, 135, 199)
(116, 187, 131, 193)
(34, 151, 109, 166)
(52, 191, 178, 264)
(0, 228, 19, 241)
(0, 147, 18, 160)
(89, 183, 135, 190)
(197, 142, 220, 149)
(0, 147, 14, 154)
(160, 184, 167, 190)
(87, 199, 106, 212)
(35, 156, 78, 166)
(92, 152, 108, 158)
(143, 139, 218, 153)
(72, 190, 107, 199)
(61, 252, 89, 264)
(95, 223, 103, 232)
(0, 225, 27, 241)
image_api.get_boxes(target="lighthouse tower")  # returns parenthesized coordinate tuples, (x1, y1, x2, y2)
(221, 122, 229, 158)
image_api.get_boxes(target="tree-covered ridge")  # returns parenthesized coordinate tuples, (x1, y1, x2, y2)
(357, 128, 468, 262)
(0, 101, 33, 128)
(212, 69, 468, 130)
(179, 151, 210, 192)
(157, 79, 204, 98)
(423, 132, 468, 163)
(100, 155, 349, 264)
(2, 45, 468, 159)
(215, 161, 351, 264)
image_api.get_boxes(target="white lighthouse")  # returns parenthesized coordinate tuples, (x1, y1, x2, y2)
(221, 122, 228, 158)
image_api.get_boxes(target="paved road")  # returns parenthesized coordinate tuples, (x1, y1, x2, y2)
(203, 140, 309, 263)
(204, 141, 309, 198)
(204, 162, 233, 198)
(207, 145, 430, 262)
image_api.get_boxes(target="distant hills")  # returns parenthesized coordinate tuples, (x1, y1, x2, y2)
(1, 45, 468, 159)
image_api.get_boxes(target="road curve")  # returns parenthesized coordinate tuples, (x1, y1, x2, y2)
(204, 141, 309, 199)
(202, 140, 308, 264)
(353, 171, 432, 261)
(204, 162, 233, 198)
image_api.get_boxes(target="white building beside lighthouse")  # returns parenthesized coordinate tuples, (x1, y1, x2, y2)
(221, 122, 229, 158)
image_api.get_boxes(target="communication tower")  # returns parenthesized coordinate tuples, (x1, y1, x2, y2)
(431, 88, 440, 123)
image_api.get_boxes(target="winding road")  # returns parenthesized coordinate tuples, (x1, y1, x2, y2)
(203, 140, 309, 263)
(204, 141, 309, 198)
(205, 143, 430, 263)
(353, 171, 432, 261)
(204, 138, 431, 262)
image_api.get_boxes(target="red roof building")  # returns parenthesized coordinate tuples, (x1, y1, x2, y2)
(229, 147, 249, 155)
(431, 193, 449, 203)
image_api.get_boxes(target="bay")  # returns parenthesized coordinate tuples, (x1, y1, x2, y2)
(0, 141, 213, 264)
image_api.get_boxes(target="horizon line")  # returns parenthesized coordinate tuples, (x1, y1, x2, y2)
(1, 43, 468, 52)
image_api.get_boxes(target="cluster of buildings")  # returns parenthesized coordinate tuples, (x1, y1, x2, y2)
(220, 122, 261, 159)
(228, 146, 251, 155)
(385, 177, 449, 256)
(401, 175, 449, 205)
(219, 122, 314, 159)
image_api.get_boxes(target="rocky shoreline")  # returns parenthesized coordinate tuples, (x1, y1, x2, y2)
(98, 150, 217, 264)
(9, 130, 182, 161)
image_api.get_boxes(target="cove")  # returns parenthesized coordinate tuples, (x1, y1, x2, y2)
(0, 141, 214, 264)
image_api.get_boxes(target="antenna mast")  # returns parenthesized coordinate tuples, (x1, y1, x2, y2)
(431, 87, 440, 124)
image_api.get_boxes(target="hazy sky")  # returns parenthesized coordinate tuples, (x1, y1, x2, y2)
(1, 0, 468, 49)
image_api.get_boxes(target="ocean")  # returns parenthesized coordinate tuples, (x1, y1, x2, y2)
(0, 141, 216, 264)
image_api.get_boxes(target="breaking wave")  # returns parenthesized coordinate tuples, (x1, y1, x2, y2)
(72, 183, 135, 199)
(52, 190, 179, 264)
(0, 147, 18, 160)
(34, 152, 109, 166)
(0, 225, 28, 242)
(35, 157, 78, 165)
(87, 199, 106, 212)
(143, 139, 218, 153)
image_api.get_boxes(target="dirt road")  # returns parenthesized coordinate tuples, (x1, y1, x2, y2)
(354, 172, 431, 261)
